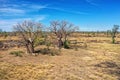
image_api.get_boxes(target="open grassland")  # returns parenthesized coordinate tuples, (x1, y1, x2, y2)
(0, 34, 120, 80)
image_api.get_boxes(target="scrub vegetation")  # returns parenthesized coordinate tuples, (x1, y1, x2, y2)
(0, 20, 120, 80)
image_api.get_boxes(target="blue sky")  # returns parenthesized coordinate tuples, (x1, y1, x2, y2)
(0, 0, 120, 31)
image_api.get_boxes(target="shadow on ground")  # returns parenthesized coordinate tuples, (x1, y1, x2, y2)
(34, 48, 60, 56)
(95, 61, 120, 80)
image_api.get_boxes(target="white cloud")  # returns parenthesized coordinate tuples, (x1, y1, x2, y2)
(30, 5, 48, 9)
(33, 16, 46, 21)
(0, 3, 48, 16)
(46, 7, 89, 15)
(85, 0, 98, 6)
(0, 15, 47, 31)
(0, 8, 25, 14)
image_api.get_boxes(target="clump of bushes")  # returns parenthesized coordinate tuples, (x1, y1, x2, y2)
(9, 51, 24, 57)
(40, 48, 60, 56)
(34, 38, 45, 47)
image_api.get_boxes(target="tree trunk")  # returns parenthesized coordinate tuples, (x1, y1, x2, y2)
(58, 38, 63, 50)
(25, 41, 34, 54)
(25, 44, 30, 54)
(112, 37, 115, 44)
(28, 42, 34, 53)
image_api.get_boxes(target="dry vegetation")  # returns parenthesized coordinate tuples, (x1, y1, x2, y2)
(0, 21, 120, 80)
(0, 31, 120, 80)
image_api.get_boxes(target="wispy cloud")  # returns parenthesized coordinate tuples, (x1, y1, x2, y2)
(0, 2, 47, 17)
(0, 15, 47, 31)
(0, 0, 89, 31)
(46, 7, 89, 15)
(0, 0, 48, 31)
(0, 15, 47, 24)
(33, 15, 47, 22)
(0, 8, 25, 13)
(30, 5, 48, 9)
(85, 0, 98, 6)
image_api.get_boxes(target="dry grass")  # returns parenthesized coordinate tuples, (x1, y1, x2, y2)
(0, 34, 120, 80)
(0, 62, 54, 80)
(0, 36, 20, 41)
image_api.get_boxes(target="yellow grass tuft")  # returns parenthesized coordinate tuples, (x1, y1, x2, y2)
(0, 62, 54, 80)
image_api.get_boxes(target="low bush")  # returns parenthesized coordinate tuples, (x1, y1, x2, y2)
(34, 38, 45, 47)
(63, 40, 70, 49)
(40, 48, 60, 56)
(9, 51, 24, 57)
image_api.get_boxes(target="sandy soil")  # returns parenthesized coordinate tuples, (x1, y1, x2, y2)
(0, 44, 120, 80)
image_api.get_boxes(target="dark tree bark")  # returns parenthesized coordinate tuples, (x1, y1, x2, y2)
(25, 41, 34, 53)
(57, 37, 63, 49)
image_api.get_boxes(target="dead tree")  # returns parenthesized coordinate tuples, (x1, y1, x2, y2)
(60, 21, 78, 43)
(50, 21, 63, 49)
(14, 20, 43, 54)
(50, 20, 78, 49)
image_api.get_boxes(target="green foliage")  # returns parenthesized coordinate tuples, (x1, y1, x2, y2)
(10, 51, 24, 57)
(34, 38, 45, 47)
(112, 37, 115, 44)
(111, 25, 119, 44)
(63, 40, 70, 49)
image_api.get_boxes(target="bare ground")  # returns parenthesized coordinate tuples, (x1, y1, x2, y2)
(0, 43, 120, 80)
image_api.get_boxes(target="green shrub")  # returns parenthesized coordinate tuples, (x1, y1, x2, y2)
(34, 38, 45, 47)
(10, 51, 24, 57)
(110, 25, 119, 44)
(63, 40, 70, 49)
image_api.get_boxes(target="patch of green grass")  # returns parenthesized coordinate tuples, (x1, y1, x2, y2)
(9, 51, 24, 57)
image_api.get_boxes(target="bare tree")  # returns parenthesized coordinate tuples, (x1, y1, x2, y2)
(50, 21, 63, 49)
(61, 21, 78, 43)
(14, 20, 43, 54)
(50, 20, 78, 49)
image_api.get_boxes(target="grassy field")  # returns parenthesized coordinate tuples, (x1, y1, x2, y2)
(0, 35, 120, 80)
